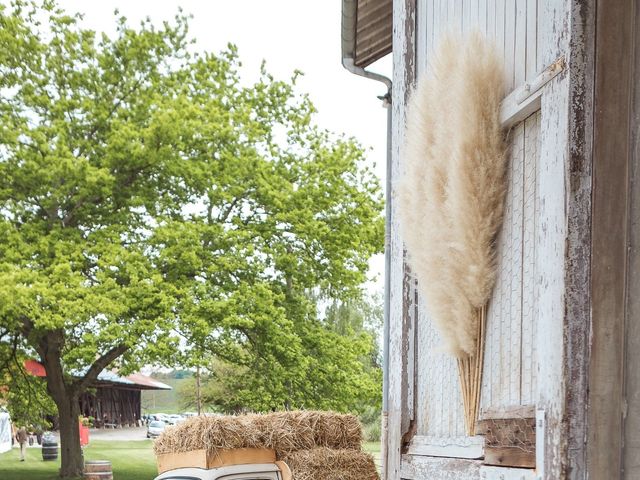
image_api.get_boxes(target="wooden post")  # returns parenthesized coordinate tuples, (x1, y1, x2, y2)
(588, 1, 634, 477)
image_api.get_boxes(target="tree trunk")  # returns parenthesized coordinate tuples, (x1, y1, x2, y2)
(37, 330, 85, 478)
(196, 365, 202, 415)
(55, 393, 83, 478)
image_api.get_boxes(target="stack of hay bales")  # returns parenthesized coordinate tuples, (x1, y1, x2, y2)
(153, 411, 379, 480)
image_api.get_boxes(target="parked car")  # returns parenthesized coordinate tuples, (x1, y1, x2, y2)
(147, 421, 166, 439)
(166, 414, 183, 425)
(155, 413, 170, 423)
(155, 463, 289, 480)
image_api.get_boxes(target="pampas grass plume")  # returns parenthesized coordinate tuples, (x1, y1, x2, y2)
(398, 32, 506, 357)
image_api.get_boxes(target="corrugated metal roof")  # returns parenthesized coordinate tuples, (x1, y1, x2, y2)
(125, 373, 172, 390)
(354, 0, 393, 68)
(24, 360, 172, 390)
(96, 369, 135, 385)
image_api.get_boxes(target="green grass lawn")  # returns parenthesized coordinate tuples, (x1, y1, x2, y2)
(0, 440, 382, 479)
(363, 441, 382, 471)
(0, 440, 157, 480)
(363, 441, 381, 455)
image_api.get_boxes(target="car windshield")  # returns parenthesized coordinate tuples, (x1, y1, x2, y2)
(149, 421, 165, 428)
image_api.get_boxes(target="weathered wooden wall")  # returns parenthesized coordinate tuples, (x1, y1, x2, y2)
(417, 0, 542, 88)
(480, 111, 540, 417)
(413, 1, 544, 449)
(588, 0, 636, 478)
(387, 0, 596, 479)
(411, 0, 553, 458)
(79, 387, 141, 426)
(386, 0, 416, 479)
(624, 3, 640, 478)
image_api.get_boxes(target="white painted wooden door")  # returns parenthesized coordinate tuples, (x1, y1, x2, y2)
(410, 0, 542, 457)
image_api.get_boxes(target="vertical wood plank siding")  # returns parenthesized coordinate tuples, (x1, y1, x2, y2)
(623, 3, 640, 476)
(480, 112, 540, 418)
(532, 0, 571, 476)
(563, 1, 595, 479)
(418, 1, 541, 89)
(390, 1, 598, 478)
(412, 0, 544, 442)
(387, 0, 416, 478)
(588, 0, 634, 478)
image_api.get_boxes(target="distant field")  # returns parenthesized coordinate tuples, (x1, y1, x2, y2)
(141, 377, 191, 414)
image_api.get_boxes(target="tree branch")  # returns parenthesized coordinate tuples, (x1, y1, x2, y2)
(0, 334, 19, 376)
(74, 345, 128, 393)
(76, 78, 144, 159)
(217, 197, 240, 224)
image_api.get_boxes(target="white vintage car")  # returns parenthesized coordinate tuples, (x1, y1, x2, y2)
(155, 463, 290, 480)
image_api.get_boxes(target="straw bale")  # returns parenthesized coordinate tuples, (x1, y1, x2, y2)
(153, 411, 363, 456)
(308, 411, 362, 450)
(279, 447, 379, 480)
(261, 411, 316, 453)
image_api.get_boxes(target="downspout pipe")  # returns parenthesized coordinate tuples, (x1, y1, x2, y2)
(341, 1, 392, 478)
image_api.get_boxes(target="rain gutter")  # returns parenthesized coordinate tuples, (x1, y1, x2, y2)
(341, 1, 392, 478)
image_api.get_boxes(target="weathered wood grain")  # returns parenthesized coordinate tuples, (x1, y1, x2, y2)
(388, 2, 598, 479)
(483, 447, 535, 469)
(504, 0, 516, 90)
(525, 0, 538, 80)
(562, 2, 595, 479)
(532, 2, 574, 478)
(479, 405, 535, 420)
(514, 0, 527, 86)
(588, 0, 634, 478)
(480, 465, 537, 480)
(475, 418, 536, 444)
(623, 4, 640, 478)
(407, 434, 483, 459)
(387, 1, 416, 479)
(521, 112, 539, 406)
(400, 454, 482, 480)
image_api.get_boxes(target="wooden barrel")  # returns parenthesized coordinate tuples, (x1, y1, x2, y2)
(41, 439, 58, 461)
(83, 460, 113, 480)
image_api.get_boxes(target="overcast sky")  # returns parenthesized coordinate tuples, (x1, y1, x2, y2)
(56, 0, 391, 292)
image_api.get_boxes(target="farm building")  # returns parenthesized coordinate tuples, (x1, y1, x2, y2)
(342, 1, 640, 479)
(24, 360, 171, 427)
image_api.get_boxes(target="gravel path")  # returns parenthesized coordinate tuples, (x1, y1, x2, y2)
(88, 426, 149, 441)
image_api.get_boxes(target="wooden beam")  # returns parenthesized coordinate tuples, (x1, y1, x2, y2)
(483, 447, 535, 469)
(387, 0, 416, 478)
(479, 405, 535, 420)
(476, 417, 536, 469)
(623, 4, 640, 478)
(587, 0, 634, 478)
(562, 1, 596, 478)
(499, 56, 565, 130)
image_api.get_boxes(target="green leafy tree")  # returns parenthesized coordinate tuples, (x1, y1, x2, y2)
(0, 1, 383, 477)
(0, 333, 57, 429)
(179, 295, 383, 415)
